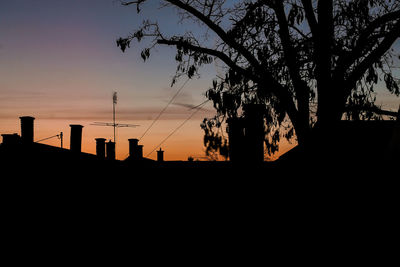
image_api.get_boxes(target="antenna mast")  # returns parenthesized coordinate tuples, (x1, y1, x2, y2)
(91, 92, 139, 152)
(113, 91, 117, 143)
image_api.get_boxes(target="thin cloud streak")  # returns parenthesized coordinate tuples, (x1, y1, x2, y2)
(0, 105, 215, 121)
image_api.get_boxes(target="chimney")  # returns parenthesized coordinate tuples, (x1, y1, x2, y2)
(128, 138, 139, 157)
(227, 117, 245, 162)
(1, 133, 20, 146)
(70, 124, 83, 153)
(243, 104, 265, 163)
(95, 138, 106, 158)
(128, 138, 143, 159)
(136, 145, 143, 159)
(106, 140, 115, 160)
(20, 116, 35, 144)
(157, 147, 164, 162)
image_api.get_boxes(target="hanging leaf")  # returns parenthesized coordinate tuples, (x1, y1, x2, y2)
(384, 73, 400, 96)
(140, 48, 151, 61)
(187, 65, 197, 78)
(116, 38, 131, 53)
(365, 66, 378, 84)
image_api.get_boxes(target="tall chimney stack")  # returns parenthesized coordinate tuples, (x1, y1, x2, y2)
(244, 104, 265, 163)
(95, 138, 106, 158)
(20, 116, 35, 144)
(129, 138, 139, 157)
(157, 147, 164, 162)
(106, 140, 115, 160)
(227, 117, 245, 162)
(70, 124, 83, 153)
(128, 138, 143, 159)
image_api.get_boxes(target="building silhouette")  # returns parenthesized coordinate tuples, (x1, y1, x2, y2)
(0, 110, 399, 174)
(0, 118, 99, 170)
(227, 104, 265, 163)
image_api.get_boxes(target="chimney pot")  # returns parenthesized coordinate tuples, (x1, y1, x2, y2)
(2, 133, 20, 146)
(136, 145, 143, 159)
(243, 104, 265, 163)
(95, 138, 106, 158)
(70, 124, 83, 153)
(227, 117, 245, 163)
(20, 116, 35, 144)
(157, 148, 164, 162)
(106, 141, 115, 160)
(128, 138, 143, 159)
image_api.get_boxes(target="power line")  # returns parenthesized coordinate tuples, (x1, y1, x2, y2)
(146, 100, 209, 157)
(139, 78, 190, 140)
(189, 99, 210, 111)
(36, 132, 64, 148)
(36, 135, 60, 143)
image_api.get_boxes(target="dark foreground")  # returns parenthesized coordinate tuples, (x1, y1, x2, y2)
(1, 166, 397, 265)
(1, 138, 397, 265)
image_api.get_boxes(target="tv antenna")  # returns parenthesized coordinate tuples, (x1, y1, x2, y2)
(91, 91, 139, 143)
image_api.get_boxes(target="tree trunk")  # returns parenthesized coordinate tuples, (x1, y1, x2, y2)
(317, 85, 345, 127)
(297, 83, 311, 146)
(315, 0, 339, 130)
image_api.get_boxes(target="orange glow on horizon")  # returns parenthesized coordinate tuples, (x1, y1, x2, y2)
(0, 117, 294, 161)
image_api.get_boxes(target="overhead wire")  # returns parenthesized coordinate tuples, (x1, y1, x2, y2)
(36, 134, 62, 143)
(139, 78, 190, 141)
(146, 99, 210, 157)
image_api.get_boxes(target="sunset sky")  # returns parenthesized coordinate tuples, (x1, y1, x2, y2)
(1, 0, 398, 161)
(0, 0, 220, 161)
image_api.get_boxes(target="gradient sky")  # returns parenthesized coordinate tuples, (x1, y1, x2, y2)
(0, 0, 398, 161)
(0, 0, 223, 161)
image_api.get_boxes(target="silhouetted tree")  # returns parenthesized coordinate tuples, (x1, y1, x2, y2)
(117, 0, 400, 155)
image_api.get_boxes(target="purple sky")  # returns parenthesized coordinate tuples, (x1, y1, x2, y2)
(0, 0, 219, 160)
(0, 0, 398, 160)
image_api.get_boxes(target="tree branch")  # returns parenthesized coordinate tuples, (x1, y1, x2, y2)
(274, 3, 304, 90)
(273, 1, 311, 135)
(301, 0, 318, 38)
(335, 10, 400, 79)
(158, 37, 299, 132)
(163, 1, 298, 119)
(164, 0, 262, 70)
(360, 10, 400, 43)
(121, 0, 146, 5)
(120, 0, 147, 12)
(344, 105, 399, 118)
(345, 21, 400, 95)
(156, 38, 257, 81)
(316, 0, 334, 84)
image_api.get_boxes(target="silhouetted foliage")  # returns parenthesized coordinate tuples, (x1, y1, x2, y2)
(200, 117, 229, 160)
(117, 0, 400, 157)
